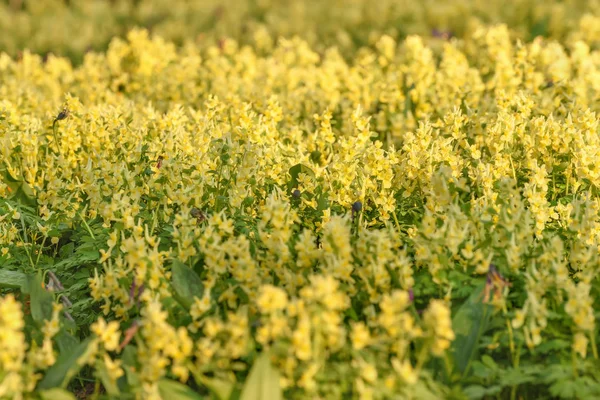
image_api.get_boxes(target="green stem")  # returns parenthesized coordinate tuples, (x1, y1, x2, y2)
(34, 235, 48, 268)
(150, 209, 158, 236)
(442, 352, 454, 382)
(91, 379, 101, 400)
(19, 212, 35, 269)
(414, 341, 430, 373)
(506, 319, 515, 363)
(506, 317, 518, 400)
(572, 348, 578, 378)
(509, 154, 517, 182)
(52, 120, 60, 153)
(552, 172, 557, 202)
(78, 212, 96, 240)
(214, 162, 224, 212)
(591, 330, 598, 360)
(392, 208, 401, 233)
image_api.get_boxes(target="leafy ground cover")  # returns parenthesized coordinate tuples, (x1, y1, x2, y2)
(1, 1, 600, 399)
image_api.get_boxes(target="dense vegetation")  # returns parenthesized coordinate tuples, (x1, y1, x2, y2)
(1, 0, 600, 399)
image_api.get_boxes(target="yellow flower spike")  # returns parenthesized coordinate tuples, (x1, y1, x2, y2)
(351, 322, 371, 351)
(360, 361, 378, 384)
(256, 285, 288, 313)
(103, 354, 124, 382)
(573, 332, 589, 358)
(423, 300, 455, 357)
(392, 358, 418, 385)
(91, 318, 121, 352)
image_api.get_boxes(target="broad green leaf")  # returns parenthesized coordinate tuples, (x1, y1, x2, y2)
(157, 379, 204, 400)
(38, 337, 97, 389)
(54, 330, 80, 354)
(171, 260, 204, 309)
(14, 182, 37, 207)
(0, 269, 28, 289)
(30, 274, 54, 324)
(317, 193, 329, 212)
(0, 166, 37, 206)
(198, 375, 234, 400)
(240, 352, 282, 400)
(121, 345, 137, 368)
(39, 388, 77, 400)
(462, 385, 486, 400)
(451, 283, 492, 378)
(480, 355, 497, 370)
(470, 361, 494, 380)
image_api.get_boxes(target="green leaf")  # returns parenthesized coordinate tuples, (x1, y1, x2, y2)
(287, 163, 314, 192)
(171, 260, 204, 309)
(157, 379, 204, 400)
(463, 384, 502, 400)
(549, 379, 577, 398)
(462, 385, 486, 400)
(317, 192, 329, 212)
(39, 388, 77, 400)
(38, 337, 97, 389)
(0, 166, 37, 207)
(480, 355, 497, 370)
(451, 283, 492, 378)
(240, 352, 282, 400)
(499, 367, 538, 387)
(30, 274, 54, 324)
(197, 375, 234, 400)
(59, 242, 75, 258)
(121, 345, 137, 368)
(345, 307, 359, 322)
(0, 269, 29, 289)
(535, 339, 569, 354)
(54, 330, 80, 354)
(470, 361, 494, 380)
(0, 165, 21, 182)
(15, 182, 37, 207)
(122, 345, 141, 388)
(76, 248, 100, 262)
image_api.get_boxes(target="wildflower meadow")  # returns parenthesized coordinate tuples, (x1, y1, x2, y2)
(1, 0, 600, 399)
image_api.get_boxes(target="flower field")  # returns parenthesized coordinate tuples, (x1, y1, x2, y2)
(1, 1, 600, 399)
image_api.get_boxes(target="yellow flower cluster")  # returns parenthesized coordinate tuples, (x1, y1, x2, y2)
(0, 295, 26, 398)
(1, 5, 600, 397)
(0, 295, 61, 399)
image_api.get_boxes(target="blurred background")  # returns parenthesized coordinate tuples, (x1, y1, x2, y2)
(1, 0, 598, 63)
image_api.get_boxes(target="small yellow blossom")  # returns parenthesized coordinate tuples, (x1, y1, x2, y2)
(257, 285, 288, 313)
(91, 318, 121, 352)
